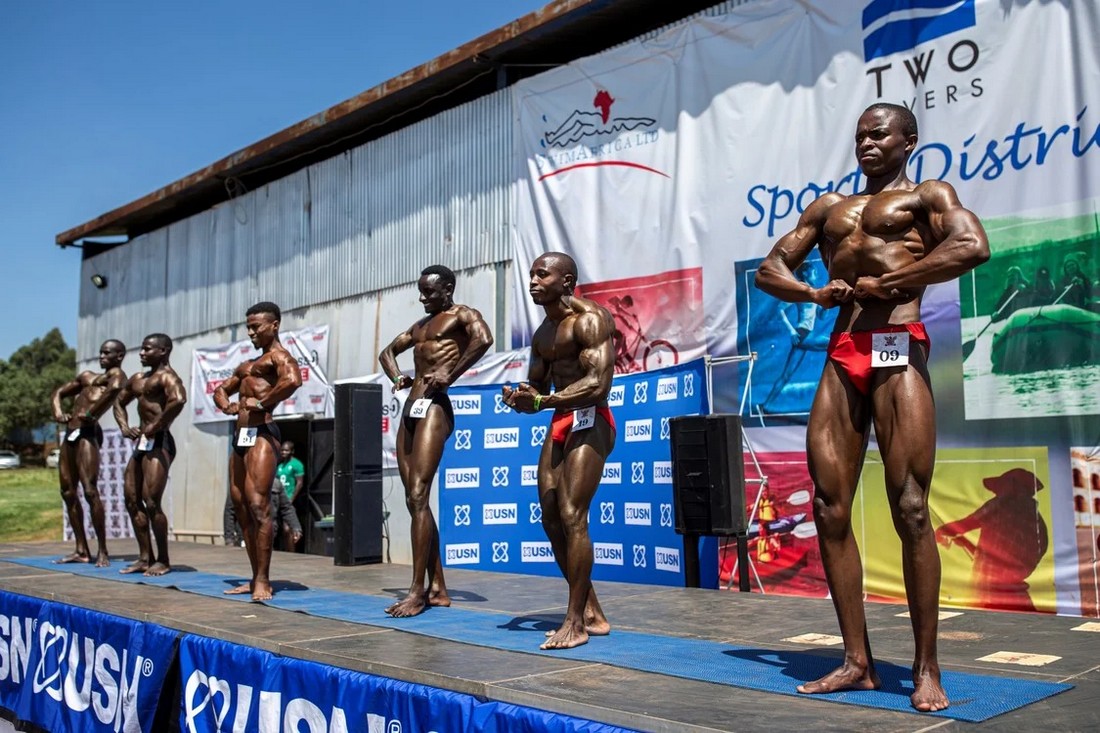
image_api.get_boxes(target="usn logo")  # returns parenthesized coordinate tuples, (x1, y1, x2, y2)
(608, 384, 625, 407)
(493, 394, 512, 414)
(656, 376, 678, 401)
(594, 542, 624, 566)
(445, 467, 479, 489)
(600, 502, 615, 525)
(633, 382, 649, 404)
(653, 461, 673, 485)
(529, 502, 543, 524)
(631, 461, 646, 484)
(625, 502, 652, 526)
(862, 0, 976, 62)
(491, 466, 510, 487)
(683, 372, 695, 397)
(521, 464, 539, 486)
(453, 429, 472, 451)
(530, 425, 547, 447)
(452, 394, 482, 415)
(445, 543, 480, 565)
(660, 503, 674, 527)
(624, 419, 652, 443)
(601, 462, 622, 485)
(655, 546, 682, 573)
(660, 417, 671, 440)
(492, 541, 510, 563)
(453, 504, 471, 526)
(633, 544, 647, 568)
(521, 541, 555, 563)
(483, 503, 518, 525)
(484, 427, 519, 449)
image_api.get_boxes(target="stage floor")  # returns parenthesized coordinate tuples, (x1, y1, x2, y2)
(1, 541, 1096, 732)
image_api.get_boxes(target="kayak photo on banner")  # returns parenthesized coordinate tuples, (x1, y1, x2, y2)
(734, 255, 837, 425)
(961, 200, 1100, 420)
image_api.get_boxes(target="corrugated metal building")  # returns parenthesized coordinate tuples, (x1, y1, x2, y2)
(58, 0, 748, 559)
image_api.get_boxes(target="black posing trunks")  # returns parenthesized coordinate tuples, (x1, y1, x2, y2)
(63, 423, 104, 448)
(232, 422, 282, 458)
(401, 392, 454, 433)
(133, 430, 177, 461)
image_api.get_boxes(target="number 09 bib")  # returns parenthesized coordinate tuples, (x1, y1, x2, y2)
(871, 331, 910, 367)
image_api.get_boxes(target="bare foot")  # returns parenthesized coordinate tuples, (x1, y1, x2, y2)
(797, 662, 881, 694)
(911, 669, 949, 712)
(94, 553, 110, 568)
(143, 562, 171, 577)
(386, 593, 428, 618)
(224, 583, 252, 595)
(54, 552, 90, 564)
(119, 560, 150, 575)
(546, 609, 611, 637)
(250, 581, 274, 602)
(541, 623, 589, 650)
(428, 588, 451, 608)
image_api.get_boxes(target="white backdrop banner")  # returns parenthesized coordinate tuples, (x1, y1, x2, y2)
(190, 324, 333, 424)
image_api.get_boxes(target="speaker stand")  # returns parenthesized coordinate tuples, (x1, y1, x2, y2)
(705, 354, 769, 593)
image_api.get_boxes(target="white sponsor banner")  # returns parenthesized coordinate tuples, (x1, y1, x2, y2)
(339, 348, 530, 469)
(190, 324, 333, 424)
(512, 0, 1100, 364)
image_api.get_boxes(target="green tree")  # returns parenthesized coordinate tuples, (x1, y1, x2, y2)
(0, 329, 77, 444)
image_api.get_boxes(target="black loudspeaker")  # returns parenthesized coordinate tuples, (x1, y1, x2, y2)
(333, 383, 383, 565)
(669, 414, 747, 536)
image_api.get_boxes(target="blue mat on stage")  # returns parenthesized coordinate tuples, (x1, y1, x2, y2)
(5, 556, 1071, 722)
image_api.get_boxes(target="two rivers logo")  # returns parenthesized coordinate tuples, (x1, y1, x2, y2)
(862, 0, 976, 62)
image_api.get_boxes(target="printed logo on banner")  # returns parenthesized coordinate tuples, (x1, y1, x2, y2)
(452, 394, 482, 415)
(660, 417, 671, 440)
(483, 503, 518, 525)
(493, 394, 512, 414)
(683, 372, 695, 397)
(521, 465, 539, 486)
(625, 502, 652, 526)
(594, 542, 625, 566)
(633, 383, 649, 404)
(608, 385, 625, 407)
(601, 462, 622, 484)
(600, 502, 616, 524)
(656, 376, 678, 401)
(530, 425, 547, 447)
(521, 541, 556, 563)
(453, 430, 473, 451)
(862, 0, 977, 62)
(445, 467, 480, 489)
(653, 461, 673, 484)
(484, 427, 519, 449)
(633, 544, 647, 568)
(453, 504, 471, 526)
(660, 503, 674, 527)
(625, 419, 653, 443)
(491, 466, 510, 487)
(492, 542, 510, 563)
(538, 92, 664, 179)
(631, 461, 645, 484)
(445, 543, 480, 565)
(529, 502, 543, 524)
(655, 546, 682, 573)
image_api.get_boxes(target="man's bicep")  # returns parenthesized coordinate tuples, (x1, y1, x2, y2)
(460, 308, 493, 344)
(575, 313, 614, 378)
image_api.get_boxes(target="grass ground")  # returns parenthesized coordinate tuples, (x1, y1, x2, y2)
(0, 468, 60, 542)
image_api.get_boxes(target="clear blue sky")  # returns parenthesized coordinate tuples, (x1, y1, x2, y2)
(0, 0, 547, 360)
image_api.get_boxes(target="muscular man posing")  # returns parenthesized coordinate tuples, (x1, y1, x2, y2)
(113, 334, 187, 576)
(755, 103, 989, 711)
(51, 340, 127, 566)
(504, 252, 617, 650)
(380, 265, 493, 617)
(214, 302, 302, 601)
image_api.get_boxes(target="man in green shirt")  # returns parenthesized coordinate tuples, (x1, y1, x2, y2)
(275, 441, 305, 549)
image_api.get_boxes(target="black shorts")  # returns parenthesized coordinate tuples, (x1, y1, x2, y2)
(232, 422, 282, 458)
(63, 424, 104, 449)
(401, 392, 454, 433)
(133, 430, 177, 461)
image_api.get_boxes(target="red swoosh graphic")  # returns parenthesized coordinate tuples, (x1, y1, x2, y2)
(538, 161, 670, 181)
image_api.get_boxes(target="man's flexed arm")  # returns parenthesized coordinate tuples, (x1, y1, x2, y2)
(51, 375, 84, 423)
(213, 369, 243, 416)
(113, 377, 140, 439)
(874, 181, 990, 293)
(755, 193, 853, 307)
(145, 374, 188, 434)
(537, 312, 614, 411)
(502, 332, 551, 413)
(379, 327, 414, 392)
(425, 307, 494, 391)
(80, 369, 127, 421)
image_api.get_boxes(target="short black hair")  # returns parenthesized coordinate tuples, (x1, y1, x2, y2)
(144, 333, 173, 353)
(421, 265, 456, 290)
(101, 339, 126, 354)
(864, 102, 918, 138)
(246, 301, 282, 321)
(540, 252, 578, 293)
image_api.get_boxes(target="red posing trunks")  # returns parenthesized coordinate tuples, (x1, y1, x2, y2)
(550, 406, 616, 444)
(826, 322, 930, 395)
